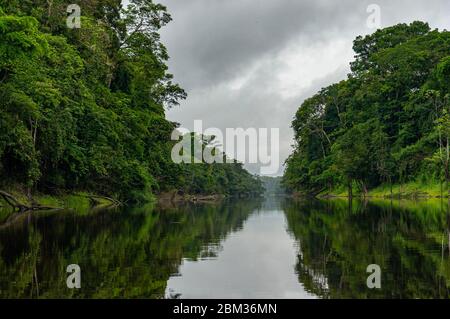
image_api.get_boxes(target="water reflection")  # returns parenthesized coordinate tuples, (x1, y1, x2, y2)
(0, 200, 261, 298)
(284, 199, 450, 298)
(0, 197, 449, 299)
(166, 199, 313, 299)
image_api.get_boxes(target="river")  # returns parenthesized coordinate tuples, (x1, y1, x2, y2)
(0, 197, 449, 298)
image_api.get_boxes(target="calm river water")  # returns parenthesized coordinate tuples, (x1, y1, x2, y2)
(0, 197, 449, 298)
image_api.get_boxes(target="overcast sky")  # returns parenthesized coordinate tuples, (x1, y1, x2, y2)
(156, 0, 450, 176)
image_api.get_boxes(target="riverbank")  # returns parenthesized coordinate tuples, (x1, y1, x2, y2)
(318, 181, 449, 199)
(0, 187, 121, 223)
(0, 187, 230, 223)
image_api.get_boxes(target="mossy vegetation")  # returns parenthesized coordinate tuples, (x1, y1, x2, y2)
(320, 180, 447, 199)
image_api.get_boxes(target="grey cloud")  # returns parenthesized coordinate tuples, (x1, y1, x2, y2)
(161, 0, 449, 89)
(157, 0, 450, 175)
(160, 0, 366, 89)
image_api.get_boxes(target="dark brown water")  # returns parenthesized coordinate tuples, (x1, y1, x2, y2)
(0, 197, 449, 298)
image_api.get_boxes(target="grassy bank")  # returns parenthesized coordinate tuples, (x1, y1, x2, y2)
(0, 187, 124, 223)
(0, 186, 230, 224)
(319, 181, 449, 199)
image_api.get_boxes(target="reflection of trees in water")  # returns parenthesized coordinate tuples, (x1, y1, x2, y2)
(0, 199, 262, 298)
(284, 199, 450, 298)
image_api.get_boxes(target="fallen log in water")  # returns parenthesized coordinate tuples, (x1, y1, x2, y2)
(75, 194, 122, 206)
(0, 190, 29, 211)
(0, 190, 62, 212)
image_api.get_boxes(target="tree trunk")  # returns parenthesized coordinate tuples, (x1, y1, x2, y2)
(76, 194, 122, 205)
(361, 182, 368, 198)
(348, 180, 353, 199)
(0, 190, 61, 212)
(46, 0, 54, 28)
(389, 177, 393, 197)
(446, 166, 449, 198)
(444, 134, 449, 198)
(0, 191, 28, 211)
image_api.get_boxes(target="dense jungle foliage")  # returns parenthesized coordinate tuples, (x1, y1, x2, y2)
(0, 1, 262, 201)
(283, 22, 450, 197)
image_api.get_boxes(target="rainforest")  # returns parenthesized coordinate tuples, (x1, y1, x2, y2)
(1, 0, 450, 303)
(0, 0, 263, 207)
(283, 21, 450, 199)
